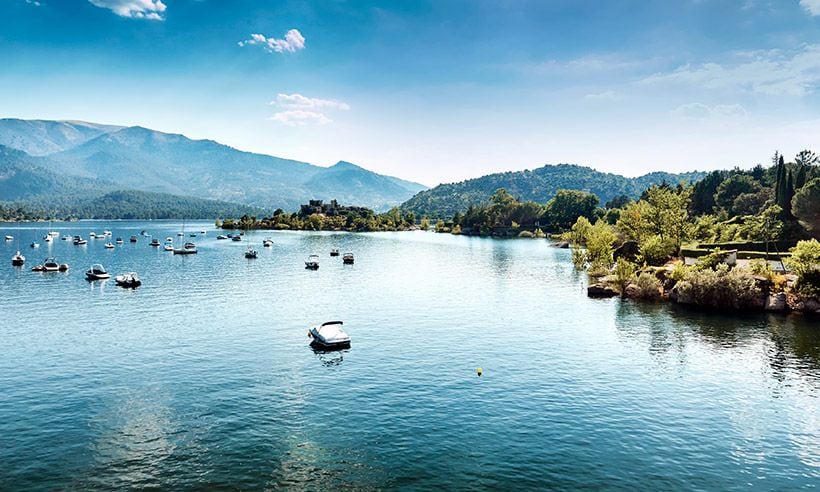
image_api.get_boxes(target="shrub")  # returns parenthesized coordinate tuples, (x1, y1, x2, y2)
(451, 224, 462, 235)
(669, 260, 690, 281)
(570, 216, 593, 246)
(588, 261, 610, 278)
(675, 264, 762, 309)
(785, 239, 820, 296)
(571, 248, 587, 270)
(586, 221, 617, 267)
(639, 235, 677, 266)
(635, 272, 663, 299)
(694, 248, 728, 271)
(534, 228, 546, 238)
(518, 230, 534, 238)
(614, 258, 637, 293)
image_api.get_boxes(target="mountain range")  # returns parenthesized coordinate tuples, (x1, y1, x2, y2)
(400, 164, 707, 217)
(0, 118, 427, 212)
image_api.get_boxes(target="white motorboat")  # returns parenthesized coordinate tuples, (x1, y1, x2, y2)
(48, 231, 60, 237)
(73, 236, 87, 245)
(330, 249, 340, 257)
(305, 254, 320, 270)
(62, 235, 72, 241)
(115, 237, 124, 244)
(342, 252, 354, 264)
(150, 238, 160, 247)
(42, 257, 68, 272)
(173, 242, 197, 255)
(245, 248, 258, 259)
(85, 264, 110, 280)
(263, 238, 273, 247)
(129, 235, 138, 243)
(104, 242, 115, 249)
(30, 240, 39, 248)
(43, 235, 53, 243)
(89, 232, 96, 238)
(115, 272, 141, 288)
(4, 235, 12, 241)
(309, 321, 351, 349)
(217, 235, 228, 240)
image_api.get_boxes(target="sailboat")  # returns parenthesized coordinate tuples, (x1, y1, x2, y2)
(30, 230, 39, 248)
(244, 225, 257, 259)
(11, 236, 25, 266)
(173, 220, 197, 255)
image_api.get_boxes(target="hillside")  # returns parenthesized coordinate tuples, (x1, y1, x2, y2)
(0, 119, 123, 156)
(401, 164, 706, 217)
(0, 119, 427, 212)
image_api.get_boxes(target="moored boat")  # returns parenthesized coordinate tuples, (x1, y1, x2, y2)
(217, 235, 228, 240)
(150, 238, 160, 247)
(104, 242, 115, 249)
(343, 252, 354, 264)
(115, 237, 123, 244)
(30, 241, 39, 248)
(330, 249, 340, 256)
(173, 242, 197, 255)
(308, 321, 351, 349)
(245, 248, 258, 259)
(73, 236, 87, 245)
(42, 257, 68, 272)
(232, 235, 242, 242)
(305, 254, 320, 270)
(263, 238, 273, 247)
(4, 235, 12, 241)
(115, 272, 141, 288)
(129, 235, 138, 243)
(85, 264, 110, 280)
(11, 251, 25, 266)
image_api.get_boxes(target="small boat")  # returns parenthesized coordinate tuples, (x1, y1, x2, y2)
(263, 238, 273, 247)
(104, 242, 115, 249)
(89, 232, 96, 238)
(62, 235, 72, 241)
(330, 249, 340, 257)
(342, 253, 354, 264)
(177, 232, 184, 237)
(30, 241, 39, 248)
(308, 321, 351, 349)
(48, 231, 60, 237)
(227, 234, 235, 238)
(31, 264, 44, 272)
(73, 236, 87, 245)
(115, 272, 141, 288)
(173, 242, 197, 255)
(42, 257, 68, 272)
(305, 254, 320, 270)
(103, 230, 112, 237)
(4, 235, 12, 241)
(165, 237, 173, 242)
(200, 230, 206, 234)
(43, 235, 53, 243)
(11, 251, 25, 266)
(245, 248, 258, 259)
(149, 239, 160, 247)
(189, 233, 197, 238)
(164, 243, 174, 251)
(217, 235, 228, 240)
(140, 230, 148, 236)
(85, 264, 110, 280)
(232, 235, 242, 242)
(129, 235, 138, 243)
(95, 234, 107, 239)
(115, 237, 124, 244)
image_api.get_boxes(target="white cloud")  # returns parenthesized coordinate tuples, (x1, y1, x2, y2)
(238, 29, 305, 53)
(671, 102, 750, 120)
(640, 45, 820, 96)
(88, 0, 166, 20)
(272, 93, 350, 111)
(268, 93, 349, 126)
(800, 0, 820, 16)
(269, 110, 332, 126)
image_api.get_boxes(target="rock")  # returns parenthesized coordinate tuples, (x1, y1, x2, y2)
(587, 284, 619, 298)
(765, 292, 786, 312)
(613, 240, 639, 262)
(624, 283, 641, 299)
(554, 241, 570, 249)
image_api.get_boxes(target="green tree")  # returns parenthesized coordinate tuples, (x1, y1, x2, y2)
(792, 178, 820, 235)
(542, 189, 599, 230)
(714, 174, 761, 213)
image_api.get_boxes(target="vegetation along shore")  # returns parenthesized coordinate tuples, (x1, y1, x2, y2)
(428, 151, 820, 316)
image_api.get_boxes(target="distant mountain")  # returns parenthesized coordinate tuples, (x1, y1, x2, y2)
(0, 119, 427, 212)
(0, 144, 115, 201)
(400, 164, 707, 217)
(0, 119, 123, 156)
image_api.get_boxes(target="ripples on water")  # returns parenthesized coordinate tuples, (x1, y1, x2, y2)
(0, 222, 818, 490)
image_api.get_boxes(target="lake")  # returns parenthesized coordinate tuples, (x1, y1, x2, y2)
(1, 221, 818, 490)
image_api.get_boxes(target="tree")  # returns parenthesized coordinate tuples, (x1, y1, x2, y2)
(585, 220, 617, 269)
(792, 178, 820, 236)
(714, 174, 761, 214)
(542, 189, 599, 230)
(690, 170, 726, 215)
(605, 195, 632, 209)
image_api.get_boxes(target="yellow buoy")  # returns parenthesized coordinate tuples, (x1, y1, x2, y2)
(477, 367, 483, 377)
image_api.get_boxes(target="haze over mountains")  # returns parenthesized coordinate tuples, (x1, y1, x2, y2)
(0, 118, 427, 212)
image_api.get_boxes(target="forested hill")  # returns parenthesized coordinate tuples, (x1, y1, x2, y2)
(401, 164, 706, 217)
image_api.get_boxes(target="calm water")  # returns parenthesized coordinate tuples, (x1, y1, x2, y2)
(1, 221, 818, 490)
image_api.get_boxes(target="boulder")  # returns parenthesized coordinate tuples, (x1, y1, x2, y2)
(554, 241, 570, 249)
(587, 284, 619, 298)
(624, 283, 641, 299)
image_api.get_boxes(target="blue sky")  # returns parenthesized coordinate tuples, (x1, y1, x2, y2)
(2, 0, 820, 185)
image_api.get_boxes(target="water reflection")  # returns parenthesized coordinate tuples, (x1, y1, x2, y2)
(615, 299, 820, 384)
(310, 346, 347, 367)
